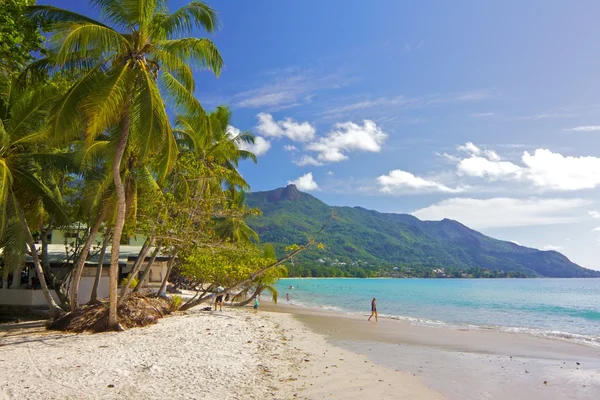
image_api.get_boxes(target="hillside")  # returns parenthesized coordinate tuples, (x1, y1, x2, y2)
(245, 185, 600, 278)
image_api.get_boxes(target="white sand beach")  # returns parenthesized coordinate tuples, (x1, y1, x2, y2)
(0, 307, 440, 399)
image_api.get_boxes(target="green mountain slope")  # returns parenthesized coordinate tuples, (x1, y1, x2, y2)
(246, 185, 600, 278)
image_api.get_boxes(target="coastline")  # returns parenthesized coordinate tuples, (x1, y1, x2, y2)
(263, 301, 600, 399)
(0, 307, 441, 399)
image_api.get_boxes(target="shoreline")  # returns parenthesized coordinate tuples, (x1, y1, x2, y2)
(0, 306, 442, 399)
(262, 301, 600, 399)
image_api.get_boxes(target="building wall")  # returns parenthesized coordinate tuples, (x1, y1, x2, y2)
(0, 289, 60, 307)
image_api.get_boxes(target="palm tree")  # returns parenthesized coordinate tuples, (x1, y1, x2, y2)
(29, 1, 223, 328)
(0, 78, 68, 317)
(232, 245, 287, 306)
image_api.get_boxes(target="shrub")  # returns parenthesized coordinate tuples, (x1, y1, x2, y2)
(170, 295, 182, 311)
(120, 274, 138, 289)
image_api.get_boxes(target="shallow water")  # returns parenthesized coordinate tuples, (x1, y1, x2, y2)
(276, 278, 600, 346)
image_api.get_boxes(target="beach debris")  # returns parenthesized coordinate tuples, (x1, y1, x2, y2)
(543, 381, 548, 385)
(525, 370, 529, 373)
(107, 384, 115, 388)
(47, 293, 171, 333)
(247, 340, 252, 343)
(304, 359, 310, 362)
(576, 362, 581, 365)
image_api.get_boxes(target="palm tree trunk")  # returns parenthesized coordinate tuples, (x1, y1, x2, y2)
(232, 286, 261, 307)
(120, 236, 153, 298)
(21, 218, 62, 318)
(10, 265, 22, 289)
(70, 209, 106, 311)
(133, 245, 159, 293)
(89, 226, 111, 304)
(1, 268, 8, 290)
(108, 113, 131, 330)
(157, 255, 176, 296)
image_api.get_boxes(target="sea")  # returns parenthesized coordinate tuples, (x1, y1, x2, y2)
(275, 278, 600, 347)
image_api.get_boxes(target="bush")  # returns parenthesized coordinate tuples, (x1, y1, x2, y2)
(170, 295, 182, 311)
(120, 274, 138, 289)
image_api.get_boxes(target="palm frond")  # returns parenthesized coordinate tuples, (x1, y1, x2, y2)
(0, 160, 13, 241)
(27, 5, 111, 27)
(152, 1, 219, 39)
(82, 61, 136, 144)
(50, 22, 130, 66)
(90, 0, 132, 30)
(11, 166, 69, 225)
(155, 38, 223, 77)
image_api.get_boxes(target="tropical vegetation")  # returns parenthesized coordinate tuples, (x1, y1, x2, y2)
(0, 0, 323, 330)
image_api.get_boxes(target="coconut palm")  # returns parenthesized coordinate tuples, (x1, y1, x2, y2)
(232, 245, 286, 306)
(0, 78, 69, 317)
(29, 0, 223, 328)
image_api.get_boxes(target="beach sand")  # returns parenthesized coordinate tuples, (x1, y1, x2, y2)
(0, 307, 440, 399)
(263, 302, 600, 400)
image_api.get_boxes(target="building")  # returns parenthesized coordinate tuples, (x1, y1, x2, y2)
(0, 228, 170, 310)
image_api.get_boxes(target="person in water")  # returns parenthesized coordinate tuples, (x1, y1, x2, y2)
(368, 297, 378, 322)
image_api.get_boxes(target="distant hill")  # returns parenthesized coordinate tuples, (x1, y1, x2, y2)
(245, 185, 600, 278)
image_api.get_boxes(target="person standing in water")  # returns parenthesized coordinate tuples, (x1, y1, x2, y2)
(368, 297, 378, 322)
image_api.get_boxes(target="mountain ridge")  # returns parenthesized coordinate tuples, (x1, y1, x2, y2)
(245, 185, 600, 278)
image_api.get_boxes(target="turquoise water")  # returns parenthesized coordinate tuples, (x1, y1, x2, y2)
(275, 278, 600, 346)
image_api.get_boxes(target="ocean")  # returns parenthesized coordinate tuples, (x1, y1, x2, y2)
(275, 278, 600, 347)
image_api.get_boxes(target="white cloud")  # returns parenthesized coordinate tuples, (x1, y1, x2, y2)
(256, 113, 316, 142)
(228, 125, 271, 156)
(453, 143, 600, 191)
(288, 172, 319, 191)
(592, 226, 600, 232)
(455, 90, 490, 101)
(589, 211, 600, 219)
(378, 170, 466, 194)
(469, 112, 495, 117)
(293, 155, 324, 167)
(327, 170, 334, 176)
(564, 126, 600, 132)
(542, 245, 563, 251)
(412, 198, 592, 229)
(521, 149, 600, 190)
(284, 145, 298, 152)
(305, 120, 387, 164)
(457, 142, 481, 155)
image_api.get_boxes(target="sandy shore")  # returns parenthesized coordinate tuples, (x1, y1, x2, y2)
(0, 307, 440, 399)
(263, 302, 600, 400)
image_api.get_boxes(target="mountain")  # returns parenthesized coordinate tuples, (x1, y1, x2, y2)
(245, 185, 600, 278)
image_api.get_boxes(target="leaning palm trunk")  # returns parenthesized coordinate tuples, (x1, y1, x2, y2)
(70, 209, 106, 311)
(120, 237, 154, 298)
(157, 255, 177, 296)
(133, 245, 160, 294)
(232, 286, 261, 307)
(21, 216, 62, 318)
(89, 226, 111, 304)
(108, 113, 131, 329)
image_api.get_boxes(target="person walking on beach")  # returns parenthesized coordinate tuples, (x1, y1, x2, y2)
(286, 293, 290, 302)
(368, 297, 378, 322)
(253, 296, 259, 312)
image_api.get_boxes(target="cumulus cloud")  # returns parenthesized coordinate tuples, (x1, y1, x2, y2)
(564, 126, 600, 132)
(228, 125, 271, 156)
(412, 198, 592, 229)
(592, 226, 600, 232)
(452, 143, 600, 191)
(378, 170, 466, 194)
(293, 155, 324, 167)
(283, 145, 298, 152)
(590, 211, 600, 219)
(256, 113, 316, 142)
(305, 120, 387, 164)
(288, 172, 319, 191)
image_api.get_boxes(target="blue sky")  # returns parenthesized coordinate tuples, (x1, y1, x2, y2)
(45, 1, 600, 270)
